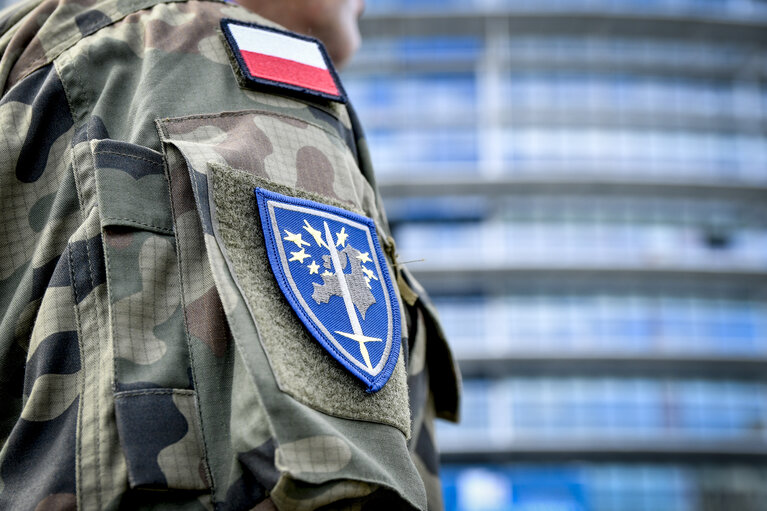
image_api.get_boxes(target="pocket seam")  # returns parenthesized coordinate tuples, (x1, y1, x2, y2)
(100, 216, 173, 234)
(159, 109, 345, 151)
(92, 150, 164, 168)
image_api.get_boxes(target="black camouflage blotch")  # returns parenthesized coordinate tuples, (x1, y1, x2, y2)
(28, 192, 56, 233)
(72, 122, 88, 146)
(217, 469, 268, 511)
(0, 261, 29, 443)
(318, 488, 408, 511)
(31, 255, 61, 302)
(94, 140, 164, 179)
(114, 391, 188, 488)
(414, 420, 439, 475)
(48, 248, 72, 288)
(0, 341, 25, 446)
(0, 262, 28, 314)
(73, 115, 110, 145)
(23, 331, 80, 395)
(239, 438, 280, 489)
(192, 169, 214, 235)
(70, 235, 106, 304)
(218, 439, 278, 511)
(14, 64, 73, 183)
(109, 489, 210, 510)
(0, 398, 78, 509)
(0, 64, 47, 106)
(308, 105, 358, 161)
(74, 10, 112, 37)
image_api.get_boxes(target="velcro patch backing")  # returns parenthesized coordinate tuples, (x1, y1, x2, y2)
(209, 165, 410, 436)
(220, 18, 347, 103)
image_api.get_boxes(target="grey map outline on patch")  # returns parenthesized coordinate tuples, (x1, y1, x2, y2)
(312, 245, 376, 320)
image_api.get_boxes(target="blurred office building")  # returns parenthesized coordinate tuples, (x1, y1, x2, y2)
(343, 1, 767, 510)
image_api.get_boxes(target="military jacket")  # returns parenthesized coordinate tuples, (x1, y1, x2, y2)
(0, 0, 460, 509)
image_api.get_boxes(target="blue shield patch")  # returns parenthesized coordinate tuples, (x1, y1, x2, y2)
(255, 188, 401, 393)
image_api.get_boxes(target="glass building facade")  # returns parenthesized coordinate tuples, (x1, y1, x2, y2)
(344, 1, 767, 510)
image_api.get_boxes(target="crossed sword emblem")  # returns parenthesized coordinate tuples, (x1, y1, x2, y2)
(322, 222, 382, 372)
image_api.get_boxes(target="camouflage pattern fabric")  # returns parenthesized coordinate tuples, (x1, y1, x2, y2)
(0, 0, 461, 509)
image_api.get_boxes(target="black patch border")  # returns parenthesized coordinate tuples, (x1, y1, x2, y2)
(220, 18, 347, 104)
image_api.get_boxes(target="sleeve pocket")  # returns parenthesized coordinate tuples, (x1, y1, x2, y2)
(92, 139, 211, 491)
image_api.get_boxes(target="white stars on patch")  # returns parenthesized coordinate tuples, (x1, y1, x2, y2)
(289, 248, 311, 263)
(335, 227, 348, 247)
(303, 219, 328, 249)
(284, 230, 310, 248)
(355, 251, 372, 263)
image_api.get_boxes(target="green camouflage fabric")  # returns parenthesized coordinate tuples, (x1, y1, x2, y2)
(0, 0, 461, 509)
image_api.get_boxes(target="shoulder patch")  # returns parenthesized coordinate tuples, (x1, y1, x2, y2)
(255, 188, 400, 392)
(221, 18, 347, 103)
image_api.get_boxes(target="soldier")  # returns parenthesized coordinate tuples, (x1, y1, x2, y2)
(0, 0, 460, 509)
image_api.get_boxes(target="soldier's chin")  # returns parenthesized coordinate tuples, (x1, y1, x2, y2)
(323, 25, 361, 70)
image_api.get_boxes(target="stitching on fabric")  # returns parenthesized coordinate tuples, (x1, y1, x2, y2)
(81, 233, 103, 507)
(158, 142, 217, 494)
(59, 57, 89, 508)
(93, 150, 164, 167)
(179, 152, 217, 494)
(66, 242, 88, 505)
(115, 388, 195, 398)
(160, 109, 345, 148)
(103, 250, 120, 389)
(78, 69, 104, 508)
(101, 216, 174, 234)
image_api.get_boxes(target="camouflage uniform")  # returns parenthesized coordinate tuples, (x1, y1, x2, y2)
(0, 0, 460, 509)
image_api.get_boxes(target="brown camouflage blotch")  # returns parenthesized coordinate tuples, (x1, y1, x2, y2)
(163, 116, 273, 178)
(162, 115, 210, 137)
(4, 0, 56, 89)
(119, 9, 144, 27)
(186, 286, 229, 357)
(104, 229, 134, 249)
(143, 4, 221, 55)
(275, 116, 309, 129)
(295, 146, 339, 200)
(209, 116, 272, 177)
(34, 493, 76, 511)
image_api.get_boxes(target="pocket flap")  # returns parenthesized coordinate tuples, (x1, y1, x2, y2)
(92, 139, 173, 233)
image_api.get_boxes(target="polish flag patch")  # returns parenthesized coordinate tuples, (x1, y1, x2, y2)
(221, 19, 346, 103)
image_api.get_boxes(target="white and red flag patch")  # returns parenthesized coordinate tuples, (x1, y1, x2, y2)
(220, 19, 346, 103)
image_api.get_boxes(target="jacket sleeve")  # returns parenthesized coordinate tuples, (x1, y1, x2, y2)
(0, 61, 83, 510)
